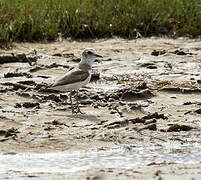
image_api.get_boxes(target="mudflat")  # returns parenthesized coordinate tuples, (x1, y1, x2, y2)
(0, 37, 201, 179)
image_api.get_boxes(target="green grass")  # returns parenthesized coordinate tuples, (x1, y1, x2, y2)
(0, 0, 201, 47)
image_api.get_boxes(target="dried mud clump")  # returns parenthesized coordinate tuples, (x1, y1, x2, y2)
(130, 112, 167, 124)
(104, 120, 129, 129)
(15, 102, 40, 109)
(161, 87, 201, 93)
(167, 124, 194, 132)
(138, 123, 157, 131)
(151, 50, 166, 56)
(195, 109, 201, 114)
(44, 120, 69, 127)
(17, 80, 36, 86)
(173, 50, 194, 56)
(120, 89, 154, 100)
(151, 49, 194, 56)
(0, 128, 19, 138)
(140, 63, 157, 69)
(4, 72, 32, 78)
(1, 82, 32, 91)
(0, 53, 38, 65)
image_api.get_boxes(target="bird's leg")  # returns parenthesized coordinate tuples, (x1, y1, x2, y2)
(69, 91, 76, 114)
(75, 90, 84, 114)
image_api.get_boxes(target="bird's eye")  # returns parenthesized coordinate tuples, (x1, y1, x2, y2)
(87, 51, 92, 54)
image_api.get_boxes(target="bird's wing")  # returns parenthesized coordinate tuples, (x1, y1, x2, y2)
(51, 68, 90, 87)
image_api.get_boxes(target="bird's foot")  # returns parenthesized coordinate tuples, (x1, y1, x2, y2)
(76, 108, 85, 114)
(71, 106, 85, 114)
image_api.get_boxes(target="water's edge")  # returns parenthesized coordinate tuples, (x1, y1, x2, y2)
(1, 144, 201, 174)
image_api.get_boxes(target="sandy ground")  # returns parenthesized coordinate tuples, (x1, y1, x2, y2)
(0, 37, 201, 179)
(1, 163, 201, 180)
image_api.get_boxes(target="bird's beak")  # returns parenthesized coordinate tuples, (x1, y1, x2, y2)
(95, 53, 103, 58)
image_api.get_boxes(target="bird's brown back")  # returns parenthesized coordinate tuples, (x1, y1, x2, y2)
(51, 67, 90, 87)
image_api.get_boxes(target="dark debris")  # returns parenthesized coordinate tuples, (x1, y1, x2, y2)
(167, 124, 193, 132)
(15, 102, 40, 109)
(151, 50, 166, 56)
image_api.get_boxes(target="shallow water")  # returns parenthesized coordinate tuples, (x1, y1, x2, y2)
(1, 143, 201, 174)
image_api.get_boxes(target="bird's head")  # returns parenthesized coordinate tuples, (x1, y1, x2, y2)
(81, 48, 102, 65)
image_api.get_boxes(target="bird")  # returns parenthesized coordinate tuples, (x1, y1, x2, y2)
(50, 48, 102, 114)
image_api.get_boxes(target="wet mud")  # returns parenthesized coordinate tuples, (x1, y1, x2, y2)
(0, 37, 201, 179)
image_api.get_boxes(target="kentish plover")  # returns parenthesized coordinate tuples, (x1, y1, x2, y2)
(50, 48, 102, 114)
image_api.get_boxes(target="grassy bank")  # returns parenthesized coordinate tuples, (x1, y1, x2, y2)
(0, 0, 201, 47)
